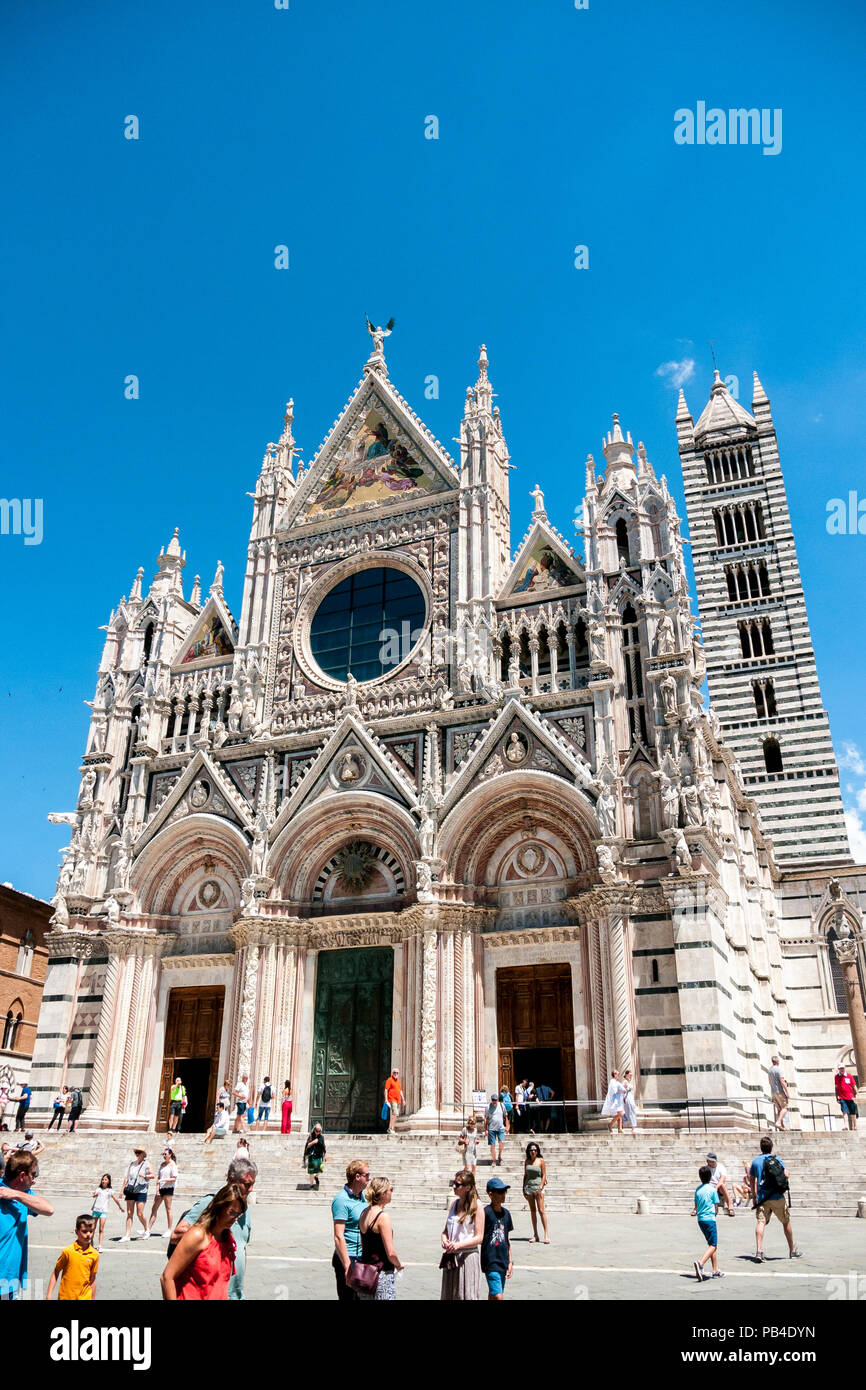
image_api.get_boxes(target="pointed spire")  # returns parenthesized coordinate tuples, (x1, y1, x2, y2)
(129, 566, 144, 603)
(474, 343, 493, 414)
(166, 526, 183, 558)
(190, 574, 201, 607)
(154, 527, 186, 594)
(585, 452, 597, 494)
(752, 370, 769, 409)
(602, 413, 636, 477)
(637, 441, 654, 481)
(675, 388, 692, 423)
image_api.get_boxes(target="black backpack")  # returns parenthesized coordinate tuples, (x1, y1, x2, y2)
(261, 1084, 272, 1104)
(762, 1154, 789, 1195)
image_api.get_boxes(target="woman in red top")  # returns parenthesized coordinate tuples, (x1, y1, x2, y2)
(160, 1184, 247, 1301)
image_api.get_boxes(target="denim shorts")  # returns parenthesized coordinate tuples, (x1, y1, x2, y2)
(257, 1106, 270, 1121)
(488, 1128, 506, 1145)
(840, 1098, 859, 1116)
(485, 1269, 505, 1296)
(698, 1219, 717, 1247)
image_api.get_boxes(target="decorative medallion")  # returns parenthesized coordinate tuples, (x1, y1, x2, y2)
(333, 841, 377, 891)
(189, 779, 211, 809)
(336, 749, 367, 785)
(503, 731, 529, 765)
(516, 843, 547, 877)
(198, 879, 221, 908)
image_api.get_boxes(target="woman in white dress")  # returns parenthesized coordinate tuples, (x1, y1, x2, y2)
(601, 1070, 626, 1134)
(622, 1069, 638, 1135)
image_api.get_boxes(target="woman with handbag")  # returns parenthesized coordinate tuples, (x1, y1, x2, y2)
(304, 1123, 326, 1189)
(440, 1171, 484, 1300)
(352, 1176, 403, 1301)
(120, 1147, 155, 1241)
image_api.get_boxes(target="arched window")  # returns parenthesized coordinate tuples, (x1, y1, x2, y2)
(499, 631, 512, 683)
(15, 930, 34, 978)
(142, 622, 155, 663)
(2, 1011, 13, 1050)
(763, 737, 783, 774)
(616, 518, 631, 565)
(621, 605, 648, 745)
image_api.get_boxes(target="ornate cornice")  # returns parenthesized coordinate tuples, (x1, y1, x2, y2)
(482, 924, 585, 948)
(161, 952, 234, 971)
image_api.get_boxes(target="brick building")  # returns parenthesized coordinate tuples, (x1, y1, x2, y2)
(0, 884, 51, 1094)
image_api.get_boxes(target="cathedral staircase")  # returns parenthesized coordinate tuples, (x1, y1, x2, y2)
(27, 1129, 865, 1217)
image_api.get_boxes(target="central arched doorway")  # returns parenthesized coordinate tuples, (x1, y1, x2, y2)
(309, 946, 394, 1133)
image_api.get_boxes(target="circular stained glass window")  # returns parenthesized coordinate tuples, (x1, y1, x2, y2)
(309, 567, 427, 684)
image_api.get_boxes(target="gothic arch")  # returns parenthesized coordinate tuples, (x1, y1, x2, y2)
(131, 815, 249, 916)
(270, 795, 418, 903)
(438, 773, 597, 888)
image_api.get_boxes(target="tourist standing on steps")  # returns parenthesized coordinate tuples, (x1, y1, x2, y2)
(147, 1147, 179, 1236)
(331, 1158, 370, 1301)
(356, 1176, 404, 1300)
(120, 1148, 155, 1241)
(383, 1069, 403, 1133)
(601, 1071, 626, 1133)
(622, 1070, 638, 1134)
(66, 1085, 84, 1133)
(767, 1055, 790, 1130)
(749, 1135, 802, 1262)
(171, 1157, 257, 1300)
(500, 1086, 514, 1133)
(90, 1173, 123, 1252)
(691, 1164, 723, 1282)
(304, 1123, 326, 1188)
(440, 1171, 484, 1300)
(161, 1184, 247, 1301)
(254, 1076, 274, 1130)
(167, 1077, 187, 1134)
(217, 1077, 232, 1113)
(233, 1073, 250, 1133)
(458, 1114, 479, 1176)
(0, 1150, 54, 1299)
(513, 1080, 526, 1134)
(705, 1152, 735, 1217)
(281, 1079, 293, 1134)
(523, 1142, 549, 1244)
(15, 1081, 32, 1132)
(485, 1093, 507, 1166)
(48, 1086, 68, 1131)
(480, 1177, 513, 1300)
(835, 1064, 858, 1130)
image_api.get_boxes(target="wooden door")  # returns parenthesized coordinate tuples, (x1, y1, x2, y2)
(495, 964, 577, 1100)
(159, 986, 225, 1130)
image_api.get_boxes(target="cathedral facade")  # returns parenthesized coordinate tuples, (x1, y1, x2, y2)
(31, 333, 866, 1132)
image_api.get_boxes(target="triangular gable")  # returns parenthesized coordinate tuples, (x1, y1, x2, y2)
(283, 373, 459, 530)
(608, 571, 641, 608)
(137, 748, 254, 851)
(270, 712, 419, 834)
(441, 698, 595, 817)
(620, 741, 656, 776)
(173, 594, 236, 670)
(499, 521, 582, 601)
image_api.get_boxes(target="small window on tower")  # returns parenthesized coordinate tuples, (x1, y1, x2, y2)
(763, 737, 783, 774)
(616, 518, 631, 565)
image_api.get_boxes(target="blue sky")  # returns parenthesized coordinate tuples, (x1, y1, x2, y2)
(2, 0, 866, 898)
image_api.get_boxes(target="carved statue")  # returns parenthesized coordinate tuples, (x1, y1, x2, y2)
(250, 810, 269, 878)
(240, 877, 259, 916)
(655, 611, 677, 655)
(671, 828, 691, 874)
(591, 776, 618, 838)
(653, 768, 680, 830)
(596, 843, 618, 884)
(212, 721, 228, 748)
(365, 314, 395, 357)
(345, 673, 359, 708)
(47, 812, 77, 827)
(79, 768, 97, 809)
(419, 790, 438, 860)
(115, 825, 134, 890)
(588, 618, 607, 665)
(56, 854, 75, 895)
(338, 752, 362, 784)
(228, 692, 243, 733)
(457, 662, 474, 695)
(660, 672, 678, 718)
(240, 695, 257, 734)
(49, 893, 70, 928)
(90, 717, 108, 754)
(104, 894, 121, 926)
(680, 774, 702, 827)
(415, 859, 434, 898)
(505, 732, 528, 764)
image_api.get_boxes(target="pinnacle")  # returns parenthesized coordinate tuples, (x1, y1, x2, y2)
(675, 388, 692, 422)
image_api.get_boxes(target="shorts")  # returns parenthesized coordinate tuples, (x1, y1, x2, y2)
(91, 1210, 107, 1221)
(159, 1186, 175, 1197)
(840, 1098, 859, 1116)
(755, 1197, 790, 1225)
(257, 1106, 270, 1121)
(771, 1093, 787, 1109)
(485, 1269, 506, 1296)
(488, 1128, 506, 1145)
(169, 1101, 183, 1116)
(236, 1101, 246, 1116)
(389, 1101, 400, 1116)
(698, 1219, 717, 1247)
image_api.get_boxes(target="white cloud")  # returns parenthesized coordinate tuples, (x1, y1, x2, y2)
(655, 358, 696, 390)
(839, 742, 866, 776)
(845, 808, 866, 863)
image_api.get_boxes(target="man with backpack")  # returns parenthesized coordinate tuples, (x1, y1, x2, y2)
(66, 1086, 84, 1133)
(749, 1135, 802, 1262)
(255, 1076, 274, 1130)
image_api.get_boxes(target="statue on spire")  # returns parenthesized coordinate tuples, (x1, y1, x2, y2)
(365, 314, 395, 358)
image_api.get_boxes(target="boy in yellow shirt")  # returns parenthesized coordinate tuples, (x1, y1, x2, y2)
(46, 1215, 99, 1300)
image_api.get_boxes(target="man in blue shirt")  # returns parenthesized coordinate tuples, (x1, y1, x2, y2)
(172, 1156, 257, 1299)
(749, 1135, 802, 1262)
(331, 1158, 370, 1301)
(0, 1150, 54, 1298)
(15, 1083, 31, 1132)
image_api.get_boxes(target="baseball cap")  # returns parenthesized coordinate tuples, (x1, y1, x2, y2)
(706, 1151, 717, 1160)
(486, 1177, 510, 1192)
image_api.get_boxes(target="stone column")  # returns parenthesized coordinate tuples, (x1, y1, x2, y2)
(419, 925, 438, 1112)
(605, 903, 635, 1074)
(103, 942, 137, 1115)
(87, 950, 121, 1112)
(529, 635, 540, 695)
(28, 931, 94, 1118)
(833, 927, 866, 1098)
(125, 943, 159, 1116)
(235, 941, 261, 1081)
(270, 936, 299, 1092)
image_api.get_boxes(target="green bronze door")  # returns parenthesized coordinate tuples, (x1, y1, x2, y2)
(310, 947, 394, 1133)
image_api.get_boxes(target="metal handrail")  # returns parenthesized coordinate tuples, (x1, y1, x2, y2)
(434, 1093, 837, 1135)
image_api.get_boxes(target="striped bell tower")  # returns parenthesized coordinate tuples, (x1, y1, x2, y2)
(676, 370, 850, 865)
